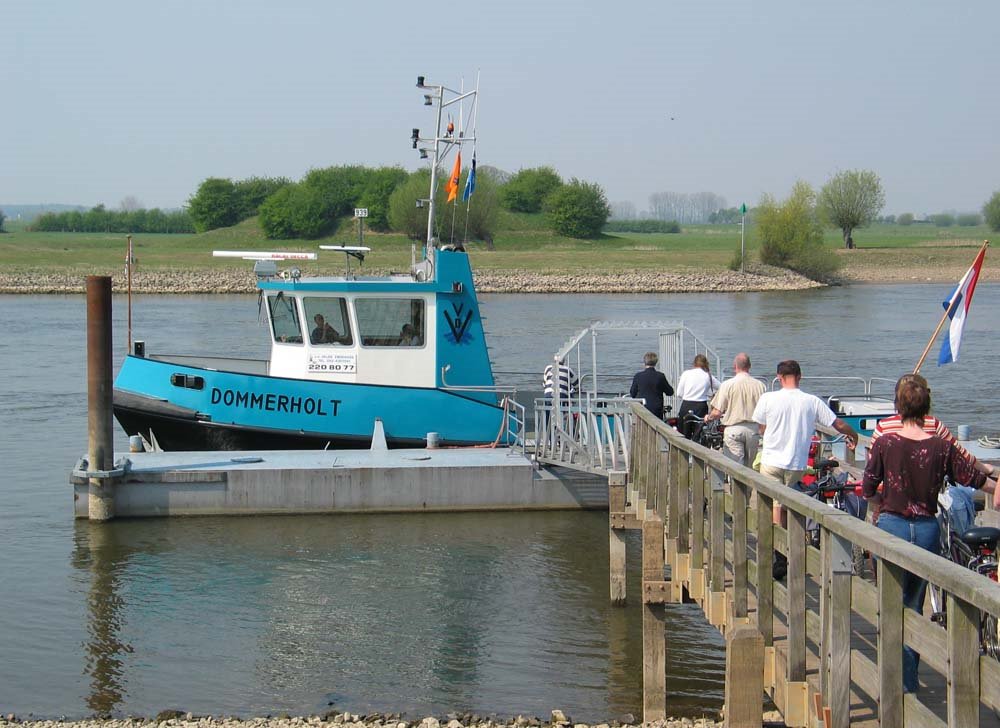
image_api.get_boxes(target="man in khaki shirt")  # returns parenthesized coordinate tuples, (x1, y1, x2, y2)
(705, 352, 766, 467)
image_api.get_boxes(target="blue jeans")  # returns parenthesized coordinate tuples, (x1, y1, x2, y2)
(877, 513, 940, 692)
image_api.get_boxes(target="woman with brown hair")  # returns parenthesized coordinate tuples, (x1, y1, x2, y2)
(863, 377, 999, 693)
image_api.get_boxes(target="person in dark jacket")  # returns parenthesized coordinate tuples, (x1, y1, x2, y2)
(629, 352, 674, 419)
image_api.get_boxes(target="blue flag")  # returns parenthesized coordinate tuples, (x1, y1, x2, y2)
(462, 157, 477, 201)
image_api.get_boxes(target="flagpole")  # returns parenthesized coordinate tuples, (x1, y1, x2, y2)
(913, 239, 989, 373)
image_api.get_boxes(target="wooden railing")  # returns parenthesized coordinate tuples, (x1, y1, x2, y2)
(615, 404, 1000, 728)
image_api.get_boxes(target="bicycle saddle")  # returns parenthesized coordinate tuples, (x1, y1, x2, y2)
(959, 526, 1000, 549)
(815, 459, 839, 471)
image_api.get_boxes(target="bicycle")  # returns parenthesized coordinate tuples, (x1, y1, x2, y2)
(795, 457, 870, 576)
(927, 481, 1000, 658)
(679, 412, 724, 450)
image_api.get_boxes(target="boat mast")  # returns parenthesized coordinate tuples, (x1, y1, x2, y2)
(414, 76, 477, 275)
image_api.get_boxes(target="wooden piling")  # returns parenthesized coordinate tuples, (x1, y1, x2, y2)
(642, 516, 667, 721)
(609, 470, 628, 605)
(724, 624, 764, 728)
(87, 275, 115, 522)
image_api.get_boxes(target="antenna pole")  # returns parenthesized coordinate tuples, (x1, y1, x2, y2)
(425, 84, 445, 259)
(126, 235, 133, 351)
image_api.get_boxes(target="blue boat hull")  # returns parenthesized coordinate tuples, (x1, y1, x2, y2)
(114, 356, 511, 451)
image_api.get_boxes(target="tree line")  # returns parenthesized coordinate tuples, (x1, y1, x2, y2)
(186, 164, 611, 242)
(31, 205, 194, 234)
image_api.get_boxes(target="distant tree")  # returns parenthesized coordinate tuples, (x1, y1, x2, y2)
(897, 212, 914, 226)
(818, 169, 885, 249)
(956, 212, 982, 227)
(387, 166, 500, 247)
(233, 176, 292, 220)
(879, 214, 896, 224)
(544, 178, 611, 238)
(0, 208, 5, 232)
(983, 191, 1000, 232)
(610, 201, 637, 220)
(354, 166, 409, 231)
(501, 167, 563, 213)
(709, 207, 741, 224)
(119, 196, 143, 212)
(930, 213, 955, 227)
(649, 191, 727, 223)
(188, 178, 239, 232)
(388, 169, 432, 241)
(757, 181, 839, 279)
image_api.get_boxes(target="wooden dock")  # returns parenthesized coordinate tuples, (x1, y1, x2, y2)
(613, 406, 1000, 728)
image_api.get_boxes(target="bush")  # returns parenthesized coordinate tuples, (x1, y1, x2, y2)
(897, 212, 914, 226)
(543, 179, 611, 238)
(983, 191, 1000, 232)
(501, 167, 563, 213)
(234, 177, 292, 220)
(188, 178, 240, 232)
(930, 213, 955, 227)
(727, 245, 744, 271)
(756, 181, 839, 280)
(956, 213, 982, 227)
(387, 166, 500, 246)
(604, 219, 680, 233)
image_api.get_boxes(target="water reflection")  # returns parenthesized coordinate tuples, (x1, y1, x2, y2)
(69, 512, 723, 720)
(72, 524, 135, 715)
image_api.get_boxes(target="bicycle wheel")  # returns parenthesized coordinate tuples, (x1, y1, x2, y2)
(851, 544, 868, 579)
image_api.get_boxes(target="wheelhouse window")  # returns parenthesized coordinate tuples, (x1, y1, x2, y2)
(267, 293, 303, 344)
(303, 297, 353, 346)
(355, 298, 425, 347)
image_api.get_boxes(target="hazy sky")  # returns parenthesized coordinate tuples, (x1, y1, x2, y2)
(4, 0, 999, 216)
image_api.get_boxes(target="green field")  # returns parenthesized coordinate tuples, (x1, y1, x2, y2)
(0, 215, 993, 277)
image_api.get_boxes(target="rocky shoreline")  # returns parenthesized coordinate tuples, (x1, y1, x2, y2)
(0, 710, 751, 728)
(0, 266, 821, 295)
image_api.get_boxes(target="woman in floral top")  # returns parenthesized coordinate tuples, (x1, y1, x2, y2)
(863, 378, 999, 692)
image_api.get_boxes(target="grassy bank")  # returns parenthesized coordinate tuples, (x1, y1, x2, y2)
(0, 217, 994, 285)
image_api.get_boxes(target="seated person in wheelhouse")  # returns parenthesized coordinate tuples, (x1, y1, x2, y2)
(311, 314, 348, 345)
(399, 323, 422, 346)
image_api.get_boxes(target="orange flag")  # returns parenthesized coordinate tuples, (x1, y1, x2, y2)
(445, 151, 462, 203)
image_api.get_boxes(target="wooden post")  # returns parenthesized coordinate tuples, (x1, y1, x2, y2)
(785, 511, 808, 719)
(642, 517, 667, 722)
(826, 532, 853, 728)
(947, 593, 980, 728)
(709, 466, 726, 625)
(877, 559, 904, 728)
(724, 624, 764, 728)
(755, 490, 774, 646)
(732, 478, 749, 619)
(609, 470, 628, 605)
(87, 275, 115, 522)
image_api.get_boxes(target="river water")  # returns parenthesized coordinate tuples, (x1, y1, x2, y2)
(1, 284, 998, 720)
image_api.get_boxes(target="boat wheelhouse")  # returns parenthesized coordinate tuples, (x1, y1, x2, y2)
(113, 75, 519, 451)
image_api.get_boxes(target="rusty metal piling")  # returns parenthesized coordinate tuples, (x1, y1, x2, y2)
(87, 276, 115, 521)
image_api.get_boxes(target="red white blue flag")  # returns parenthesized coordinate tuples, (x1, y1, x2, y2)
(938, 245, 987, 365)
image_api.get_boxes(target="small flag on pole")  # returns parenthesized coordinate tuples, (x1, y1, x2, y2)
(445, 151, 462, 203)
(938, 244, 987, 365)
(462, 157, 477, 202)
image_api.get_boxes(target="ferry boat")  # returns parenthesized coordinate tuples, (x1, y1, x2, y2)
(113, 76, 520, 451)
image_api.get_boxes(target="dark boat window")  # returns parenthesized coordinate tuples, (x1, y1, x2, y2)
(267, 293, 303, 344)
(303, 297, 353, 346)
(355, 298, 425, 347)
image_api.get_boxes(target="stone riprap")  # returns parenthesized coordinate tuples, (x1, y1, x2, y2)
(0, 713, 729, 728)
(0, 266, 820, 295)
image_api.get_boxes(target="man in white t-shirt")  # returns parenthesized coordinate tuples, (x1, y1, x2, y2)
(753, 359, 858, 514)
(753, 359, 858, 580)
